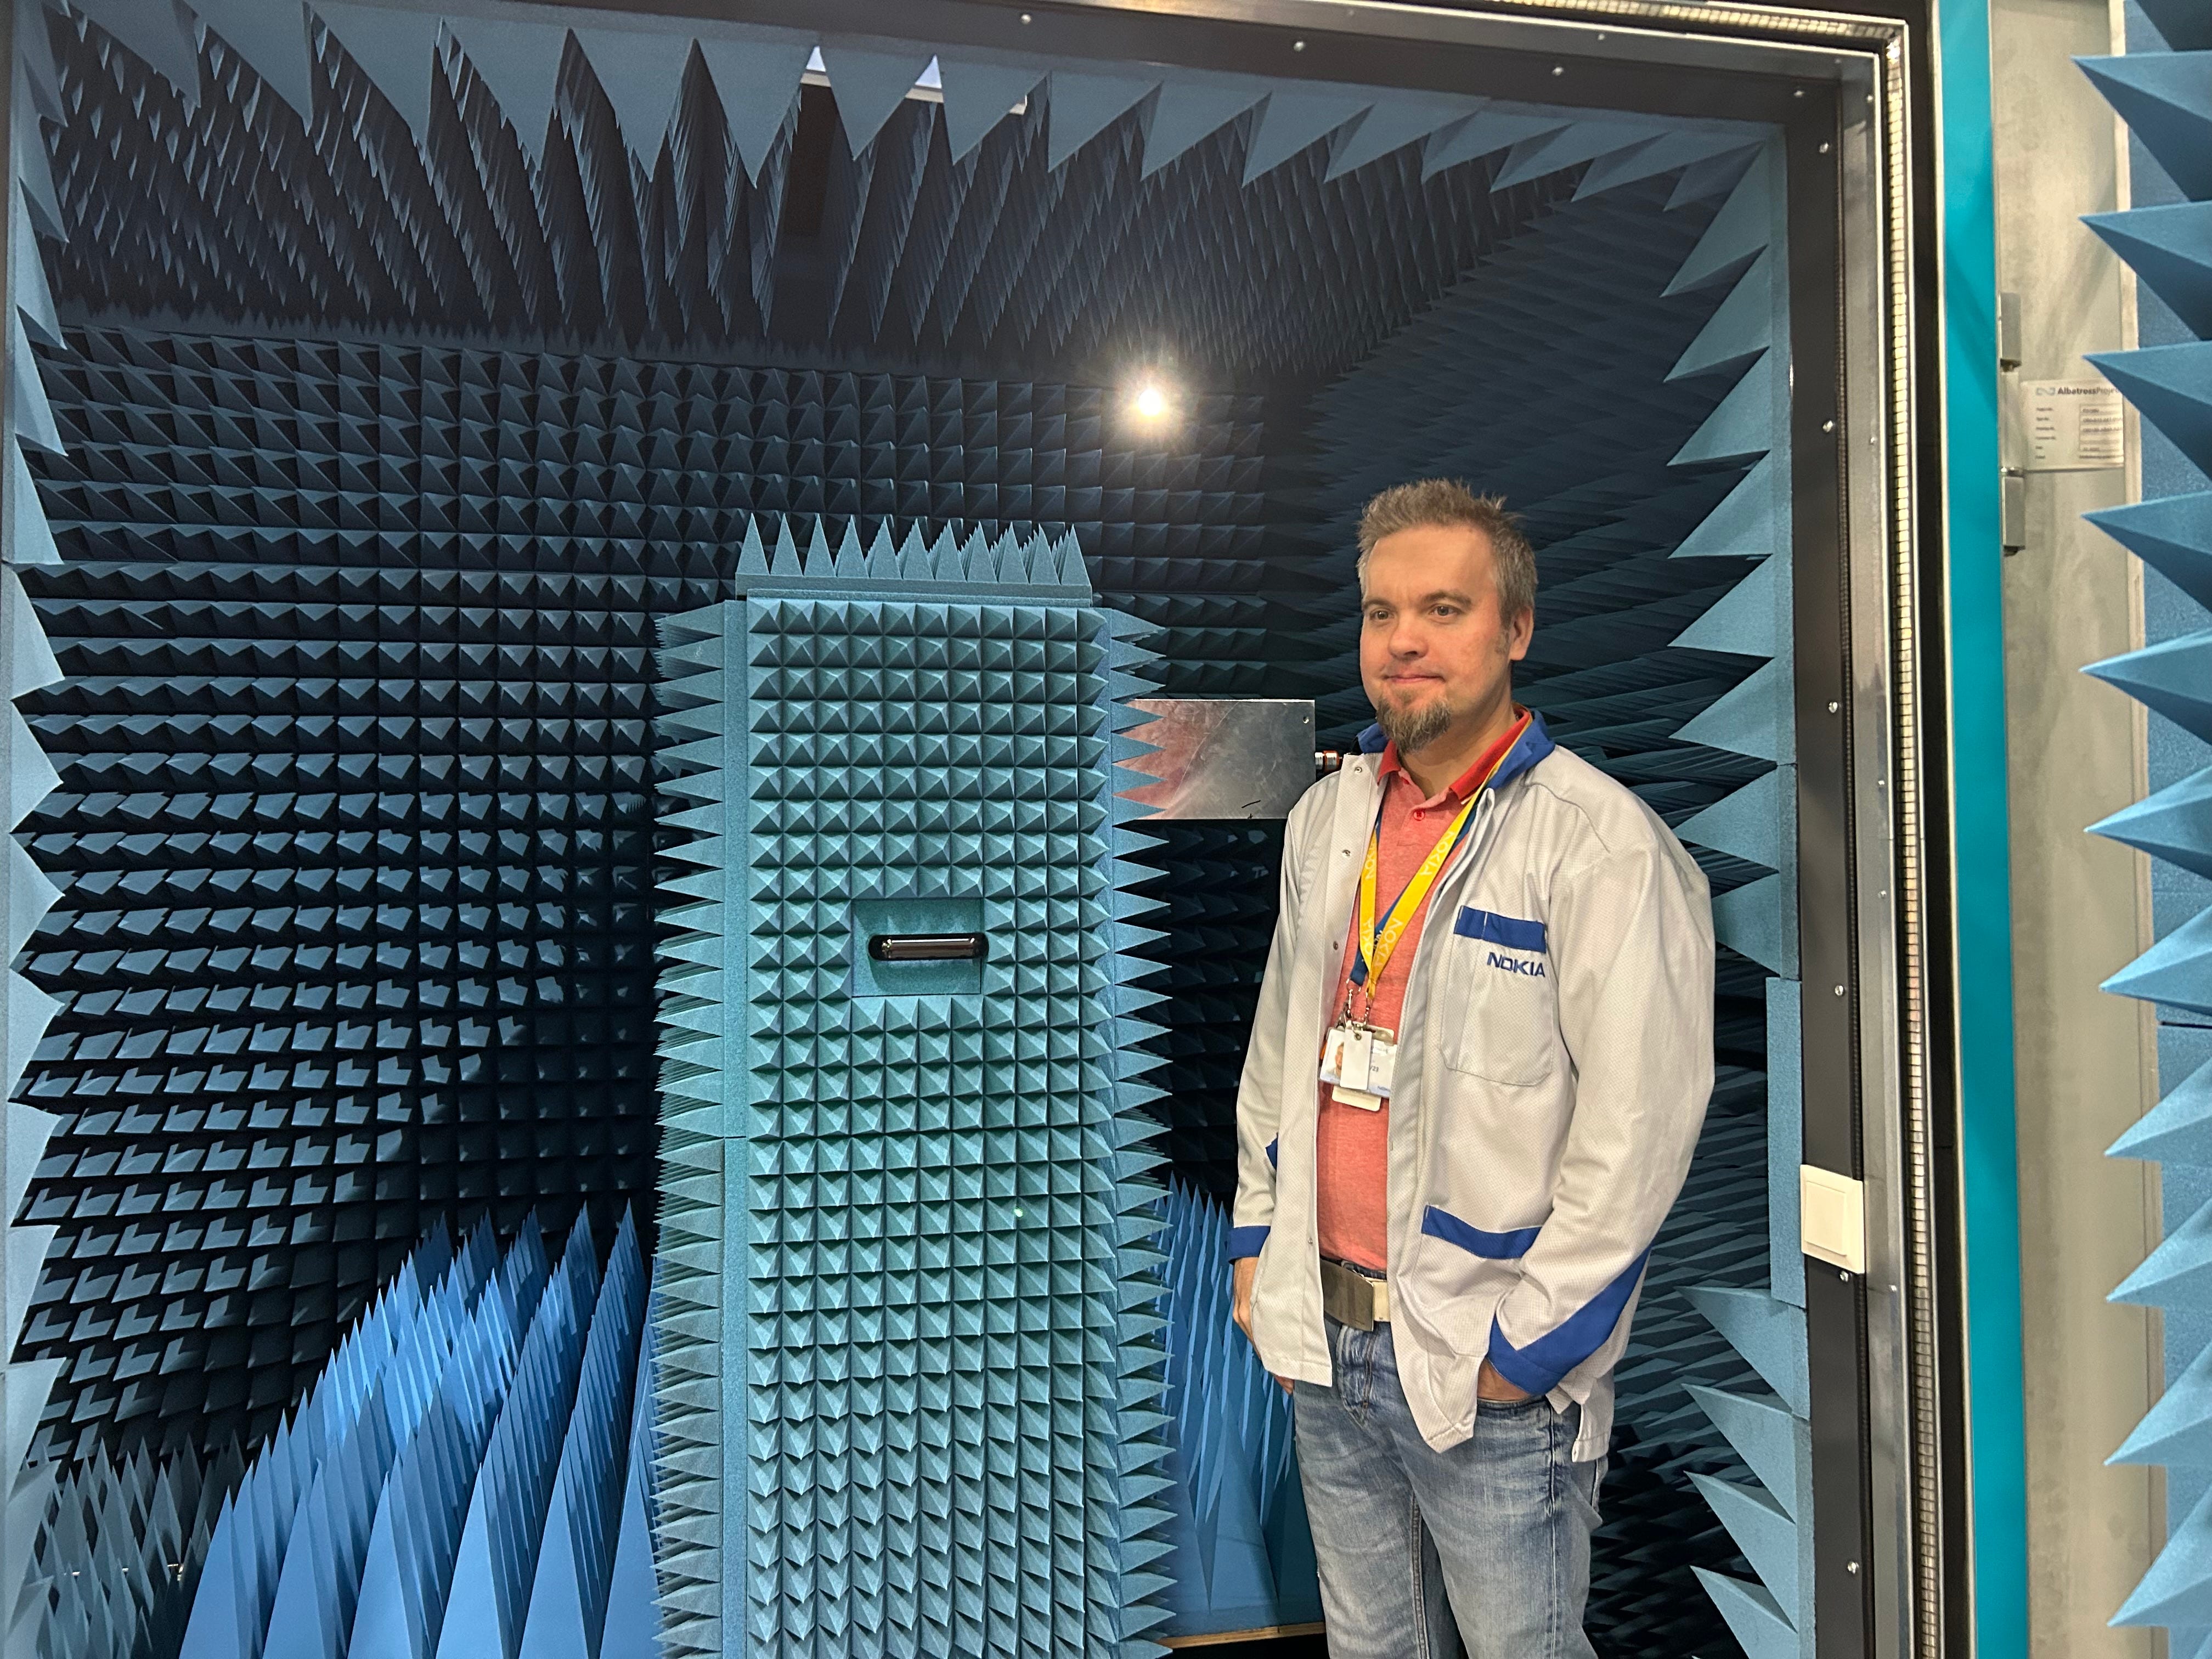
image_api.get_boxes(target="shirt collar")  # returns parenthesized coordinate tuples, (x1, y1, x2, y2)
(1377, 708, 1532, 805)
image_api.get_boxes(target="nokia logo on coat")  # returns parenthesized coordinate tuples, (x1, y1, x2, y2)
(1486, 950, 1546, 978)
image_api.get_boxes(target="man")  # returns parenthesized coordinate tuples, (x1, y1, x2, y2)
(1230, 479, 1714, 1658)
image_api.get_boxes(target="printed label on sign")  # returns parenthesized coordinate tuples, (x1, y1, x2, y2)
(2017, 380, 2125, 471)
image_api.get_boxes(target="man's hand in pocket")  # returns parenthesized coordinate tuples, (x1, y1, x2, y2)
(1232, 1256, 1293, 1394)
(1477, 1359, 1532, 1403)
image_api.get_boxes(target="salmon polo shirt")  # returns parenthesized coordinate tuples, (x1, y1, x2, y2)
(1316, 713, 1530, 1272)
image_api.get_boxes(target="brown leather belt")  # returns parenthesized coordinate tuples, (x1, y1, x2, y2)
(1319, 1256, 1391, 1329)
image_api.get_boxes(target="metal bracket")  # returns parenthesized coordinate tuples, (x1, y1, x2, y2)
(2001, 469, 2027, 556)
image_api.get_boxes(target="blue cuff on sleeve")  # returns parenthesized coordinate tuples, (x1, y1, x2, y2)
(1486, 1249, 1651, 1396)
(1227, 1225, 1271, 1261)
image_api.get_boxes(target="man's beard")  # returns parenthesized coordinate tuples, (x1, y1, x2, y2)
(1374, 696, 1454, 753)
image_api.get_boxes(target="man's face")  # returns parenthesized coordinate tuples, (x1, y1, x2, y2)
(1358, 523, 1533, 752)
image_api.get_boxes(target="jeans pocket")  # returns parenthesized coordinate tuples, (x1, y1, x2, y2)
(1475, 1391, 1548, 1417)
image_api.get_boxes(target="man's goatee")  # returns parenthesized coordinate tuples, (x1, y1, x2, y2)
(1375, 700, 1452, 753)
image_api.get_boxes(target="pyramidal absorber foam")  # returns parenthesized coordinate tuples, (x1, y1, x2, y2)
(647, 521, 1178, 1657)
(161, 1209, 659, 1659)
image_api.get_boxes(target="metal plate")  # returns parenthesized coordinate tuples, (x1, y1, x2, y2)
(1119, 698, 1318, 820)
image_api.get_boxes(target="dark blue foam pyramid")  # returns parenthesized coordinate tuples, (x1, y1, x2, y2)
(30, 1438, 236, 1659)
(33, 0, 1563, 390)
(12, 322, 1306, 1458)
(2088, 492, 2212, 611)
(2087, 204, 2212, 338)
(2141, 0, 2212, 52)
(2080, 54, 2212, 201)
(2091, 345, 2212, 475)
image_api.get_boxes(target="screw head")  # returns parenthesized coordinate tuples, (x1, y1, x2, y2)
(1822, 419, 1837, 433)
(1819, 141, 1832, 154)
(1832, 984, 1846, 997)
(1827, 700, 1840, 714)
(1293, 38, 1306, 49)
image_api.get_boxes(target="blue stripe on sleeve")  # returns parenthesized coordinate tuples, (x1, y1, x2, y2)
(1227, 1226, 1271, 1261)
(1420, 1205, 1541, 1259)
(1454, 908, 1548, 952)
(1265, 1137, 1278, 1169)
(1486, 1249, 1651, 1396)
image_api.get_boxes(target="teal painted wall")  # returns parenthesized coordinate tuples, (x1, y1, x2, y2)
(1939, 0, 2029, 1651)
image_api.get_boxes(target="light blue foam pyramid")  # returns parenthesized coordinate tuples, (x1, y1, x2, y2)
(2092, 764, 2212, 881)
(2106, 906, 2212, 1018)
(2117, 1476, 2212, 1628)
(174, 1216, 659, 1659)
(2088, 36, 2212, 1646)
(2109, 1055, 2212, 1168)
(2087, 492, 2212, 613)
(2086, 630, 2212, 743)
(2114, 1191, 2212, 1308)
(1659, 133, 1813, 1659)
(650, 525, 1176, 1657)
(1156, 1183, 1319, 1638)
(0, 183, 100, 1633)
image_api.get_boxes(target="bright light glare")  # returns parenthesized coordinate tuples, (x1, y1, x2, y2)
(1132, 383, 1170, 420)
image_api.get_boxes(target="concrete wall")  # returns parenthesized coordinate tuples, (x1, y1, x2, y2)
(1989, 1, 2163, 1652)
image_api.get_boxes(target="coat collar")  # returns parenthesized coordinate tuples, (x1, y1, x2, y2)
(1353, 708, 1555, 793)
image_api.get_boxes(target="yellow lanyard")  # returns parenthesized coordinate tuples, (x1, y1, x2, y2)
(1352, 716, 1528, 1006)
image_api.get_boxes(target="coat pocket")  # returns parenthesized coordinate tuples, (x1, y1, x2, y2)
(1435, 907, 1560, 1086)
(1395, 1217, 1525, 1357)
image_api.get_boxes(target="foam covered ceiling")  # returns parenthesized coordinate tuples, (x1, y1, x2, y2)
(29, 0, 1768, 388)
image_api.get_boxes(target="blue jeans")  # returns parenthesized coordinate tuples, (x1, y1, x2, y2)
(1293, 1316, 1606, 1659)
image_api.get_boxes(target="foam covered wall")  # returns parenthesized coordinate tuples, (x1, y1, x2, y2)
(10, 335, 1285, 1466)
(2080, 4, 2212, 1645)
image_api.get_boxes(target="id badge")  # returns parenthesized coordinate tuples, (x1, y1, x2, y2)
(1339, 1026, 1374, 1094)
(1319, 1024, 1349, 1088)
(1367, 1034, 1398, 1099)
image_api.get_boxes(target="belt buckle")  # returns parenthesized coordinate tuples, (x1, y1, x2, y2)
(1321, 1257, 1382, 1330)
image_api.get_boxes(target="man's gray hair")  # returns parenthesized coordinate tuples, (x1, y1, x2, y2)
(1356, 479, 1538, 621)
